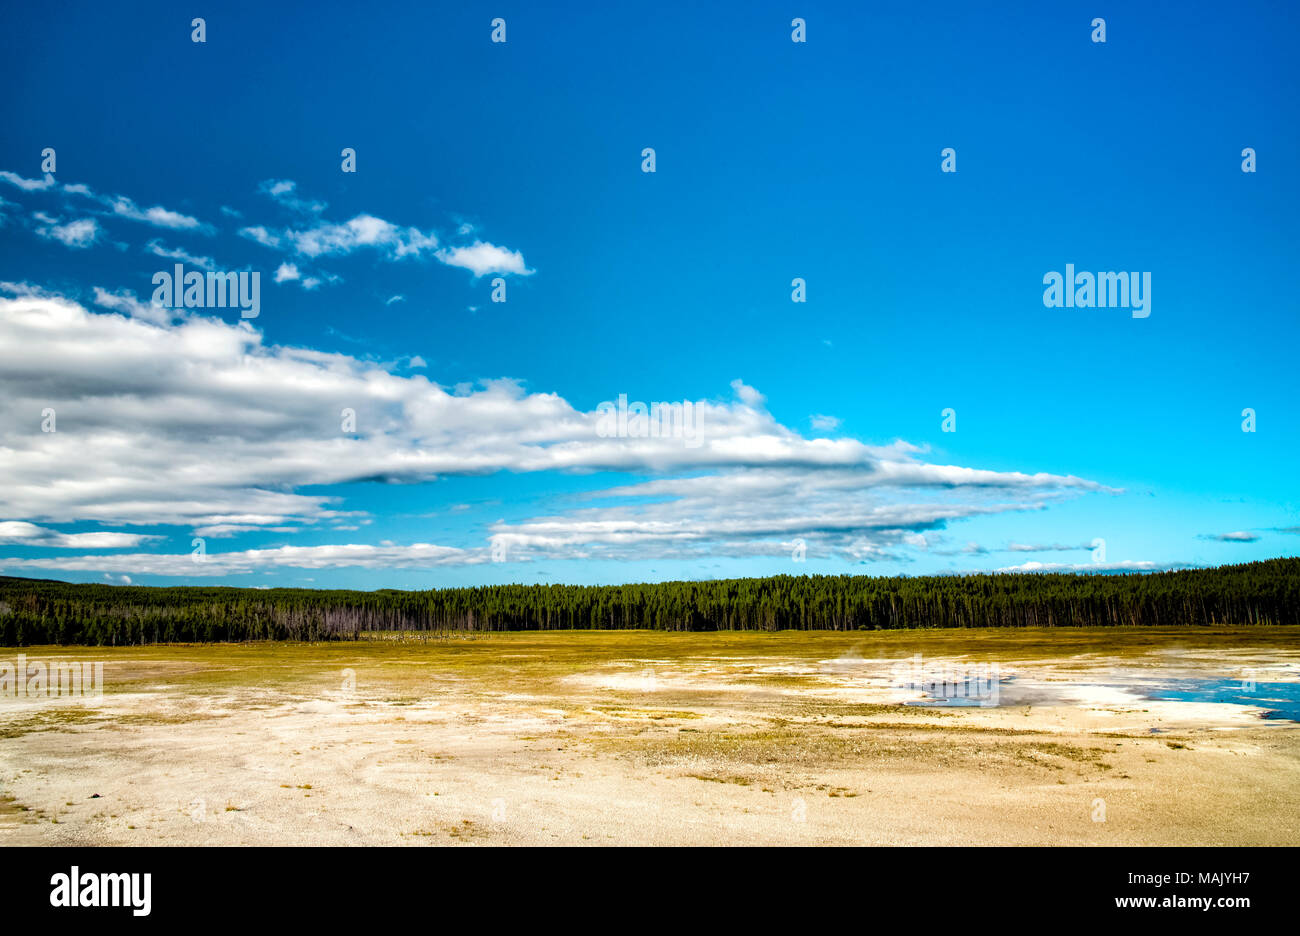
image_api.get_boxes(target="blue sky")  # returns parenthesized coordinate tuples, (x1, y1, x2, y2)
(0, 0, 1297, 588)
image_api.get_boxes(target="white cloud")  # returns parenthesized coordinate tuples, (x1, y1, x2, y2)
(237, 181, 530, 276)
(107, 196, 202, 231)
(730, 379, 764, 408)
(0, 521, 158, 548)
(810, 414, 840, 432)
(1, 169, 210, 234)
(285, 214, 439, 260)
(1201, 531, 1259, 543)
(0, 291, 1109, 568)
(1006, 542, 1093, 552)
(258, 178, 326, 214)
(484, 475, 1066, 564)
(91, 287, 171, 325)
(2, 542, 482, 577)
(0, 171, 56, 192)
(272, 262, 333, 291)
(146, 239, 215, 270)
(239, 225, 282, 248)
(0, 280, 61, 299)
(33, 213, 99, 248)
(435, 241, 533, 277)
(994, 560, 1181, 573)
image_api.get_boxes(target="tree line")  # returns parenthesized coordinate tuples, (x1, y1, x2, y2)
(0, 557, 1296, 645)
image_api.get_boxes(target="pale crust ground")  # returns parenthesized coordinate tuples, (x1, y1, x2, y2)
(1, 628, 1297, 845)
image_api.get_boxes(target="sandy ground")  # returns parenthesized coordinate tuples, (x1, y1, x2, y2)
(1, 628, 1297, 845)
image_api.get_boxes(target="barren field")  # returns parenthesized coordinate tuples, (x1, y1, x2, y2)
(2, 627, 1298, 845)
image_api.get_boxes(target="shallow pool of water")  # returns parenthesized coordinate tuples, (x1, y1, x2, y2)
(905, 673, 1300, 721)
(1143, 679, 1300, 721)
